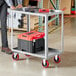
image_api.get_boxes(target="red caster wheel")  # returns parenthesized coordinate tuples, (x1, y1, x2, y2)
(12, 53, 19, 61)
(42, 60, 49, 68)
(54, 55, 61, 63)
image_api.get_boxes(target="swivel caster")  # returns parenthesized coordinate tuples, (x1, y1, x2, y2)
(12, 53, 19, 61)
(42, 59, 49, 68)
(54, 55, 61, 63)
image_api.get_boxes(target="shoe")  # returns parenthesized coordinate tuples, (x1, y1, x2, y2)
(1, 48, 5, 52)
(1, 47, 12, 54)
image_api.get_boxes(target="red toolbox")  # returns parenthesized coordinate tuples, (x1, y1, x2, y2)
(18, 31, 45, 53)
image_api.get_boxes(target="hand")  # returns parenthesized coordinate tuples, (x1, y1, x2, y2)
(10, 6, 16, 10)
(16, 4, 23, 8)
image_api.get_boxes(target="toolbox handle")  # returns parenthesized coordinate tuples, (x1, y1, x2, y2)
(22, 35, 27, 37)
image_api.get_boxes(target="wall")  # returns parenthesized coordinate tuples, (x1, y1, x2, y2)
(60, 0, 71, 14)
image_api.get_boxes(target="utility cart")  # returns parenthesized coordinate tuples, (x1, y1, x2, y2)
(10, 7, 64, 68)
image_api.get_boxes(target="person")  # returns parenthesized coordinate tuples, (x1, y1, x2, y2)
(0, 0, 22, 54)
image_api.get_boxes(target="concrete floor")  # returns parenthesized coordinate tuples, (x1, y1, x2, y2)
(0, 17, 76, 76)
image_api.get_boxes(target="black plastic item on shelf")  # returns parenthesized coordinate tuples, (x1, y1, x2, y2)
(18, 31, 45, 53)
(18, 19, 23, 28)
(25, 7, 39, 12)
(18, 14, 25, 28)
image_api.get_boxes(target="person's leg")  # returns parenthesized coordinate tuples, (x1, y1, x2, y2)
(0, 3, 12, 54)
(1, 3, 8, 48)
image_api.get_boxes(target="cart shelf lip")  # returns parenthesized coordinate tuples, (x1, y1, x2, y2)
(8, 8, 63, 17)
(12, 47, 62, 59)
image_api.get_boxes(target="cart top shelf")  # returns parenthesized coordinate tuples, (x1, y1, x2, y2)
(9, 7, 63, 17)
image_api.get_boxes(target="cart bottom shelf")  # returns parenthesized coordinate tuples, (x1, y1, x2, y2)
(12, 47, 62, 59)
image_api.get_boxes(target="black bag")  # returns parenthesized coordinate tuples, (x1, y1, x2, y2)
(0, 0, 5, 6)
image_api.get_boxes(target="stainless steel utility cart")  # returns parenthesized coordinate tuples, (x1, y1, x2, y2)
(10, 7, 64, 68)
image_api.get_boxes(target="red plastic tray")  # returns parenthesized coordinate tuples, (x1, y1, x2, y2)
(39, 9, 49, 13)
(18, 31, 45, 41)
